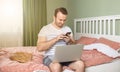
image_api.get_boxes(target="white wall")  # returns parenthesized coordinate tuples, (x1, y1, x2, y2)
(0, 0, 23, 47)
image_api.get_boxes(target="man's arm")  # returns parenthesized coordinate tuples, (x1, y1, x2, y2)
(67, 36, 76, 44)
(37, 36, 58, 51)
(68, 36, 76, 44)
(37, 34, 66, 51)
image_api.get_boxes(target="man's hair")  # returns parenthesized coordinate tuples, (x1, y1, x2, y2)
(54, 7, 68, 17)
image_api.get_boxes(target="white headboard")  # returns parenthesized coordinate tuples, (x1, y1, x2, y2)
(74, 15, 120, 42)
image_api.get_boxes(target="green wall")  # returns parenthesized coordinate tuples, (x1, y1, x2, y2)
(68, 0, 120, 18)
(68, 0, 120, 35)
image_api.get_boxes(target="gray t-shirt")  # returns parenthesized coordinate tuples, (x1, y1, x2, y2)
(38, 23, 73, 57)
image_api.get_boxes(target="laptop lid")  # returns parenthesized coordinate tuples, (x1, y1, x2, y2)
(53, 44, 84, 62)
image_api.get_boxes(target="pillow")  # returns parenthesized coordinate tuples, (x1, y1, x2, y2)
(76, 36, 98, 45)
(96, 37, 120, 50)
(81, 37, 120, 67)
(81, 50, 114, 67)
(9, 52, 33, 63)
(84, 43, 120, 58)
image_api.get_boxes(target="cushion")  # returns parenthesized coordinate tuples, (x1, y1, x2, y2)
(96, 37, 120, 50)
(80, 37, 120, 67)
(9, 52, 33, 63)
(81, 50, 114, 67)
(76, 36, 98, 45)
(84, 43, 120, 58)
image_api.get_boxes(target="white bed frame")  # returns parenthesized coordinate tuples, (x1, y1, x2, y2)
(74, 15, 120, 72)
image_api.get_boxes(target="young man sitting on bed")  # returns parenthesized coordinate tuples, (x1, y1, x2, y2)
(37, 7, 85, 72)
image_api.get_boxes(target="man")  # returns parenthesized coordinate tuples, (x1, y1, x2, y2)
(37, 7, 85, 72)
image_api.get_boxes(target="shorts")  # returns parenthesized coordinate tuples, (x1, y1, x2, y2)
(43, 56, 73, 66)
(43, 56, 52, 66)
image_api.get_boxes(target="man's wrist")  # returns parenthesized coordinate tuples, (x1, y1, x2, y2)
(54, 37, 58, 42)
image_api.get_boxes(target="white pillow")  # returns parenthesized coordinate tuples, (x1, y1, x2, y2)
(84, 43, 120, 58)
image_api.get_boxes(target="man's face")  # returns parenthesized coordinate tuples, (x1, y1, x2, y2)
(54, 12, 67, 28)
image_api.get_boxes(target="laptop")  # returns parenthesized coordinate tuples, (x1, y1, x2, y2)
(53, 44, 84, 62)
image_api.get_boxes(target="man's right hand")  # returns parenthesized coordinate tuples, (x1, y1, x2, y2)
(55, 34, 66, 41)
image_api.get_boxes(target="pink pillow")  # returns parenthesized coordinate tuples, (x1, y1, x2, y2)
(81, 50, 114, 67)
(76, 36, 98, 45)
(96, 37, 120, 50)
(81, 37, 120, 67)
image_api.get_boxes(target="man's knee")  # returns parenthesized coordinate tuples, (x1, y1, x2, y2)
(76, 60, 85, 68)
(49, 62, 62, 70)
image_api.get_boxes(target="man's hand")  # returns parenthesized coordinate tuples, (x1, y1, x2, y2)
(55, 34, 66, 41)
(55, 34, 73, 44)
(63, 36, 71, 43)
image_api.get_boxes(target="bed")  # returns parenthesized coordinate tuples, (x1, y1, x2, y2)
(74, 15, 120, 72)
(0, 15, 120, 72)
(0, 47, 50, 72)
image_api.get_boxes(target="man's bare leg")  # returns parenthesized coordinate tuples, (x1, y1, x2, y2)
(69, 60, 85, 72)
(49, 62, 62, 72)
